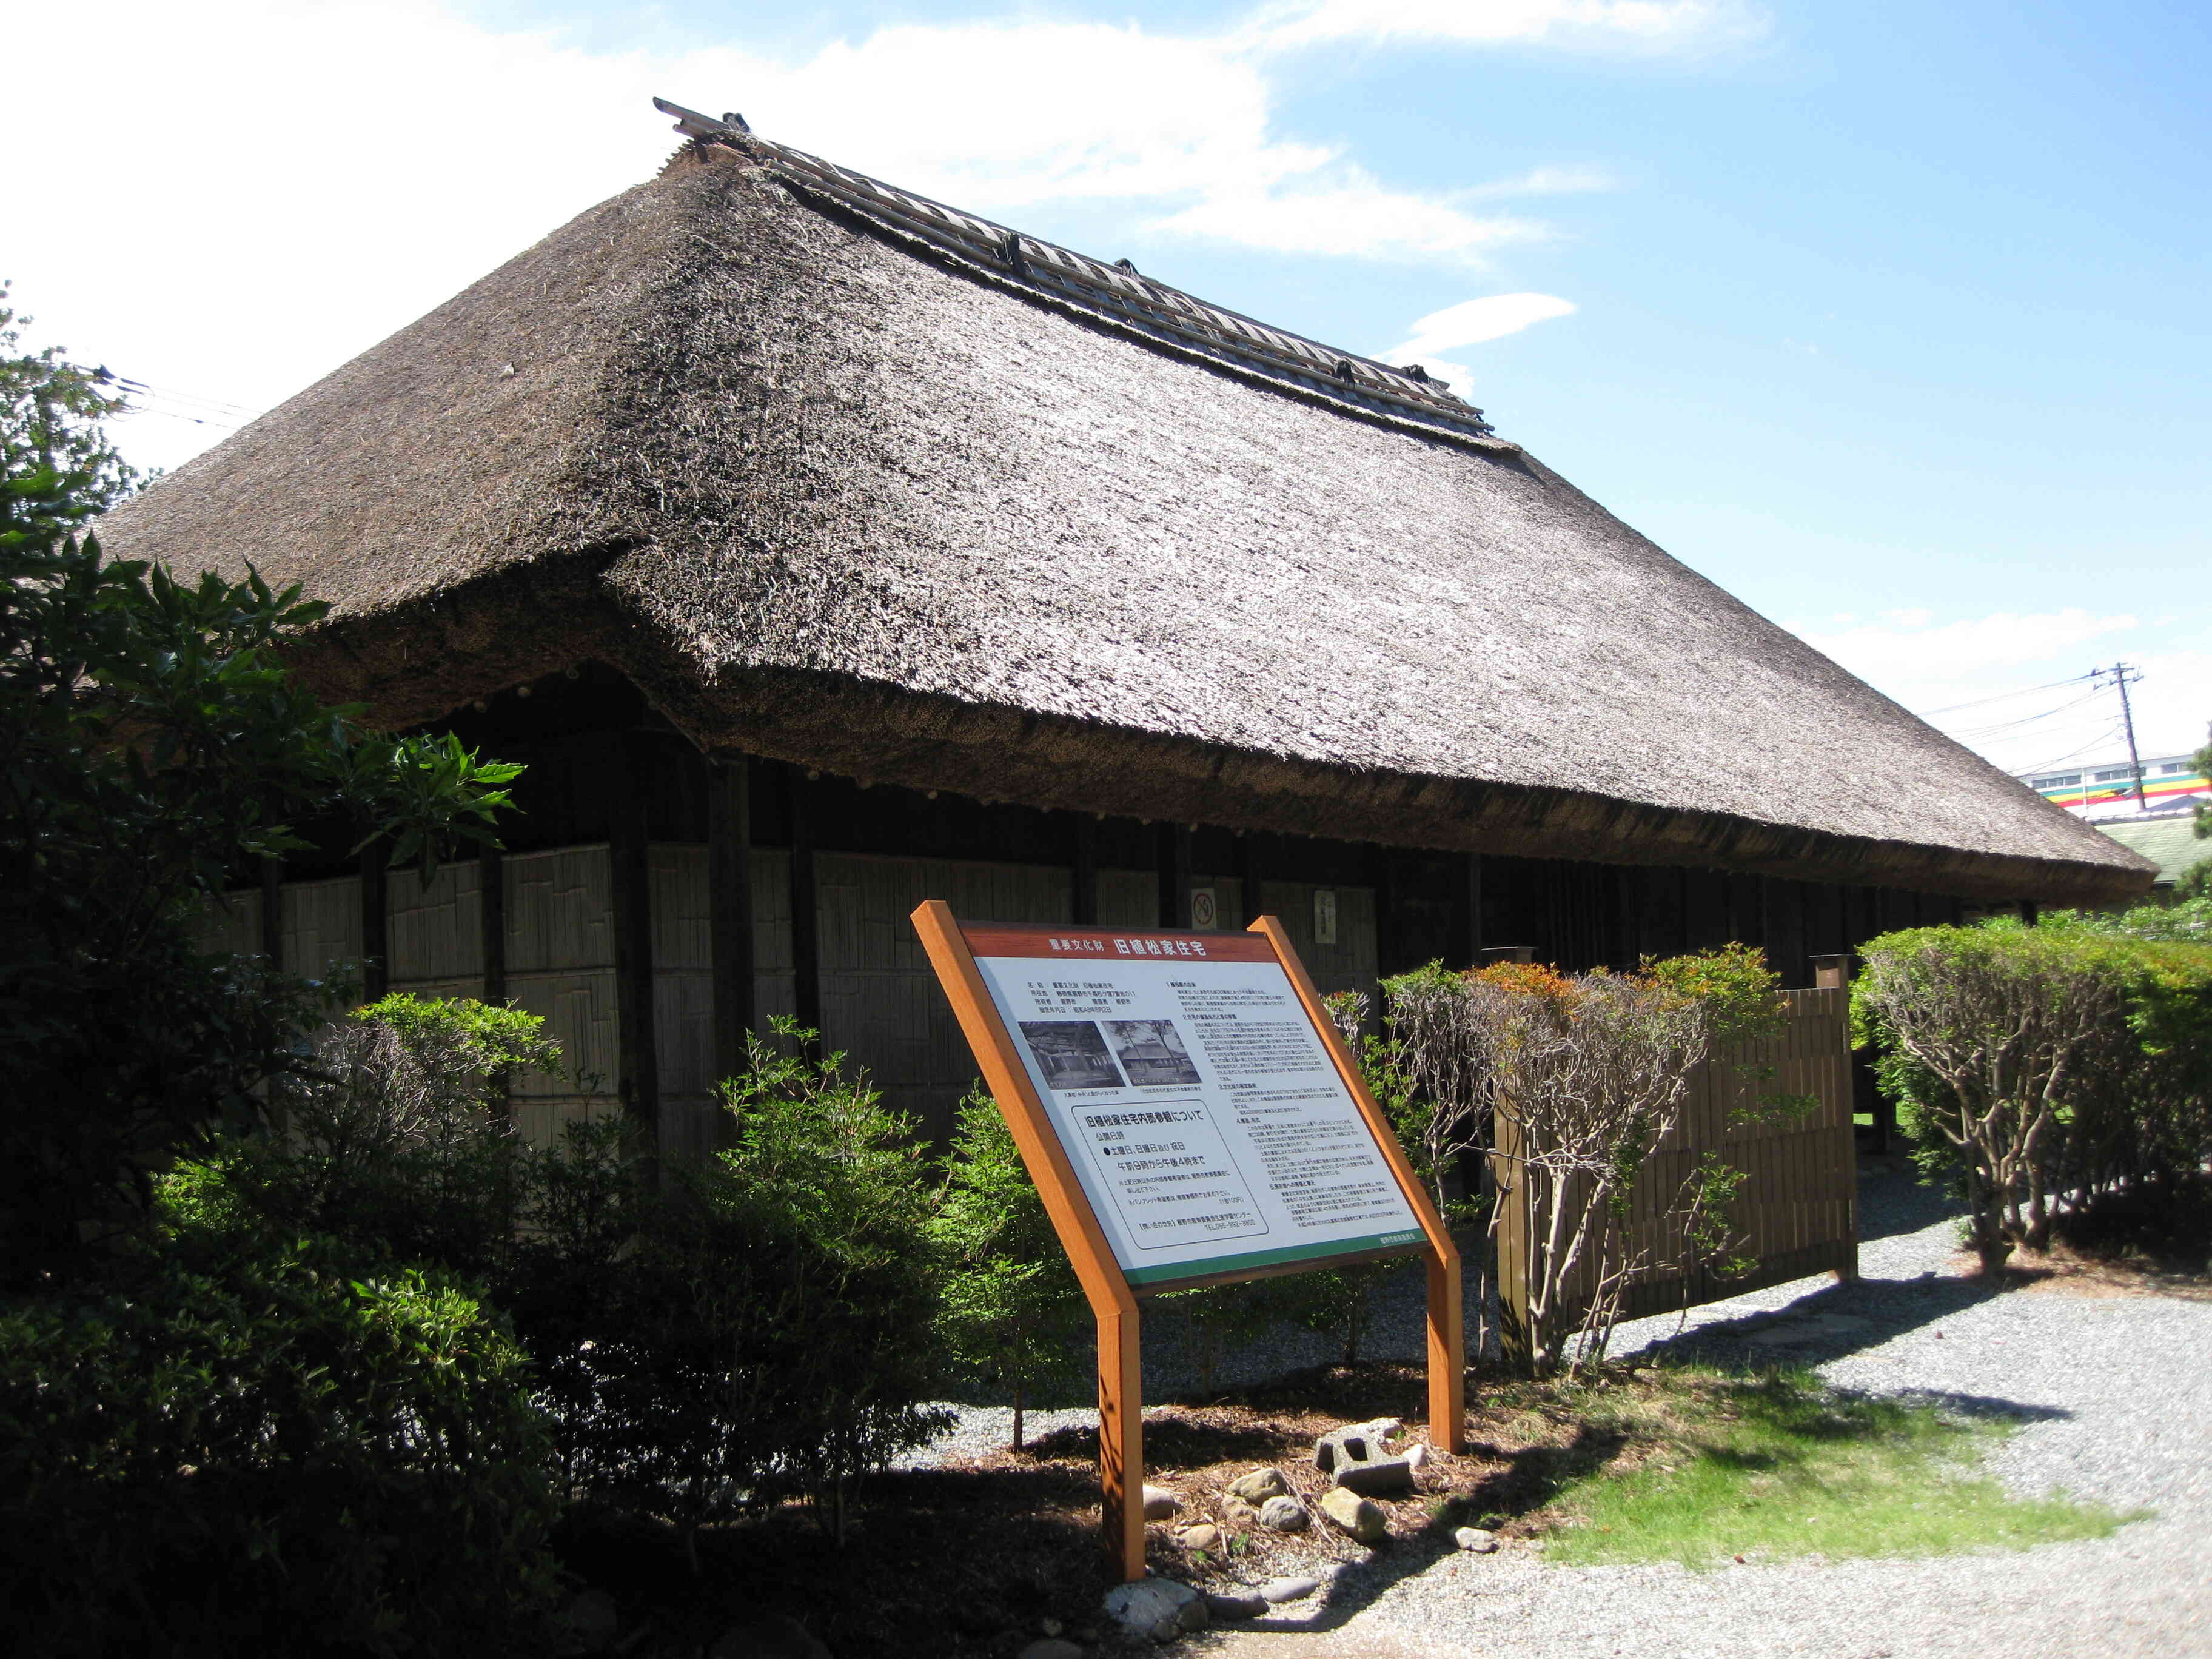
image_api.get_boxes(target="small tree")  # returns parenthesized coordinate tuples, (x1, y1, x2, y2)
(1473, 962, 1708, 1373)
(512, 1022, 951, 1563)
(1854, 922, 2134, 1271)
(930, 1089, 1090, 1449)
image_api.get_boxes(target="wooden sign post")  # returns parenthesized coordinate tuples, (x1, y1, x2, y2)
(911, 903, 1464, 1581)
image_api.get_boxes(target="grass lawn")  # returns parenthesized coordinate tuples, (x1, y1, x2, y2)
(1522, 1366, 2138, 1569)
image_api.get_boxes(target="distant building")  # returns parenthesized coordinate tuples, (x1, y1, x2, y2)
(2091, 812, 2207, 893)
(2018, 752, 2209, 820)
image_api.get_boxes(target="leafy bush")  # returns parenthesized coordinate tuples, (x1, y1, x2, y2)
(929, 1090, 1090, 1447)
(167, 994, 560, 1277)
(0, 1238, 559, 1658)
(509, 1024, 952, 1559)
(1855, 917, 2212, 1270)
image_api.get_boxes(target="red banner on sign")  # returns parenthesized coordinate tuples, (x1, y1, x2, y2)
(959, 922, 1277, 964)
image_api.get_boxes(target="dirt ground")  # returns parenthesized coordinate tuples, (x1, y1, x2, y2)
(555, 1362, 1630, 1658)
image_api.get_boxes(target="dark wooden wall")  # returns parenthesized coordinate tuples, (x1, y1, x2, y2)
(253, 665, 1988, 1150)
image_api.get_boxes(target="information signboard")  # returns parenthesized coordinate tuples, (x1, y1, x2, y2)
(912, 903, 1464, 1581)
(964, 922, 1426, 1291)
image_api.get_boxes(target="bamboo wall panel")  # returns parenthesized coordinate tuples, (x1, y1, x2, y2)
(749, 847, 798, 1027)
(817, 852, 1071, 1139)
(388, 862, 483, 983)
(506, 846, 614, 973)
(283, 877, 363, 982)
(199, 891, 263, 959)
(500, 848, 618, 1122)
(511, 1095, 617, 1149)
(506, 971, 617, 1102)
(1097, 868, 1156, 927)
(1254, 882, 1378, 1004)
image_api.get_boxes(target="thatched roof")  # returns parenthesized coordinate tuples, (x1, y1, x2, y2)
(98, 109, 2153, 907)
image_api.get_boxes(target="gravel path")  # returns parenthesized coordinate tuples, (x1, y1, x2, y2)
(1196, 1164, 2212, 1659)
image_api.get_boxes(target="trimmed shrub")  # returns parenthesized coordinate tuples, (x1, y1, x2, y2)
(165, 993, 559, 1278)
(1855, 917, 2212, 1270)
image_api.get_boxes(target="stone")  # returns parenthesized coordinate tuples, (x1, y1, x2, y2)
(709, 1615, 833, 1659)
(1141, 1484, 1180, 1520)
(1101, 1578, 1205, 1644)
(1040, 1619, 1064, 1637)
(1017, 1643, 1084, 1659)
(563, 1589, 619, 1652)
(1332, 1455, 1416, 1497)
(1226, 1467, 1290, 1504)
(1406, 1443, 1430, 1472)
(1258, 1494, 1308, 1532)
(1177, 1523, 1220, 1551)
(1454, 1526, 1500, 1553)
(1205, 1590, 1269, 1621)
(1318, 1486, 1388, 1544)
(1312, 1418, 1400, 1474)
(1258, 1575, 1320, 1604)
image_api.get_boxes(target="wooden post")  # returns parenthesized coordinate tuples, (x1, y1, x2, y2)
(1156, 822, 1193, 929)
(709, 758, 756, 1089)
(1235, 831, 1263, 928)
(1811, 953, 1860, 1281)
(358, 843, 388, 1001)
(1071, 815, 1099, 927)
(1247, 916, 1465, 1453)
(609, 753, 660, 1159)
(1447, 854, 1482, 970)
(788, 769, 823, 1042)
(1097, 1303, 1146, 1580)
(259, 857, 284, 967)
(1491, 1109, 1532, 1368)
(909, 901, 1147, 1580)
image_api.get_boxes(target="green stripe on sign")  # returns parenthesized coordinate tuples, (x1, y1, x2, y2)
(1122, 1232, 1422, 1285)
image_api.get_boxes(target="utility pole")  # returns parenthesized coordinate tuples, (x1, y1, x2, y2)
(2093, 662, 2148, 812)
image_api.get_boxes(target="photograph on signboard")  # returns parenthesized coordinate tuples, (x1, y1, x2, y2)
(1017, 1019, 1127, 1090)
(1101, 1019, 1202, 1087)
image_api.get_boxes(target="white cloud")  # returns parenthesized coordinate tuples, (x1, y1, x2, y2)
(1380, 293, 1579, 377)
(1797, 608, 2136, 688)
(1787, 608, 2212, 774)
(1248, 0, 1763, 53)
(2, 1, 1654, 476)
(1153, 172, 1548, 261)
(1456, 164, 1619, 199)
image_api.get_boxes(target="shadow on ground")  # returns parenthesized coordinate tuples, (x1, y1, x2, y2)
(1855, 1158, 1965, 1242)
(1640, 1271, 2011, 1371)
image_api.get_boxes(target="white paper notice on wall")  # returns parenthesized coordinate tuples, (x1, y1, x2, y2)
(1190, 886, 1218, 930)
(1313, 888, 1338, 946)
(958, 923, 1424, 1289)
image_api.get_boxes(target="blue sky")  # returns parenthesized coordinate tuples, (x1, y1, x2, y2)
(5, 0, 2206, 771)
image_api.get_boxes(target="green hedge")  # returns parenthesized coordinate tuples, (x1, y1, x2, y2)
(0, 1238, 559, 1658)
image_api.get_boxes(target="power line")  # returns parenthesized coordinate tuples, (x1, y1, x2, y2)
(93, 367, 260, 420)
(1915, 672, 2096, 719)
(1942, 686, 2110, 742)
